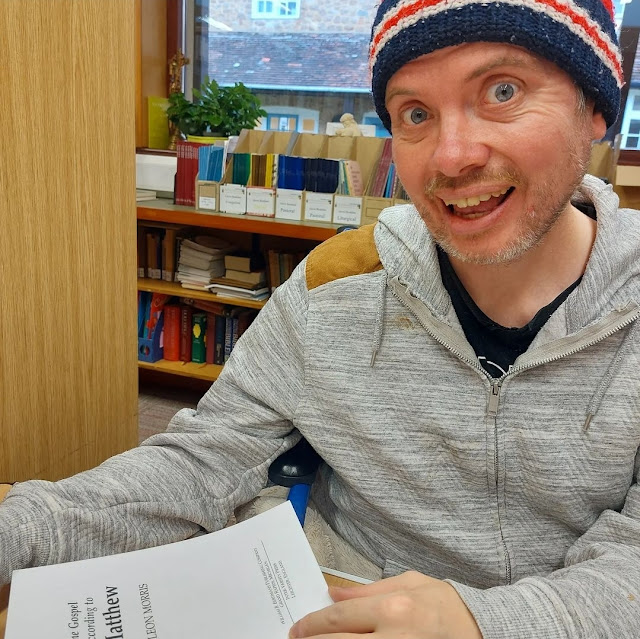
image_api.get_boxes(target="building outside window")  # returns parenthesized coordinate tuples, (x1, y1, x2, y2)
(252, 0, 301, 19)
(189, 0, 389, 137)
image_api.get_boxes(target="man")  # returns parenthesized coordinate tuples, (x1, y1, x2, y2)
(3, 0, 639, 636)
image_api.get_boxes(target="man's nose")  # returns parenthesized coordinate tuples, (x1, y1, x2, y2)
(430, 114, 490, 177)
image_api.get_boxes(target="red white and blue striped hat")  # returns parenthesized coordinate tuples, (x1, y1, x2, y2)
(370, 0, 623, 131)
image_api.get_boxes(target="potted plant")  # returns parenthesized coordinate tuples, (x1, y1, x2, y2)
(167, 77, 267, 140)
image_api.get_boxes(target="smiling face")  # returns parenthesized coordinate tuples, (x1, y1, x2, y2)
(386, 42, 607, 265)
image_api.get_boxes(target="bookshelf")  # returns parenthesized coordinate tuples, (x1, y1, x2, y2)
(138, 278, 267, 310)
(137, 201, 341, 382)
(137, 200, 342, 241)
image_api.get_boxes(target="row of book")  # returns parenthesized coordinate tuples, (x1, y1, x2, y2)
(267, 249, 306, 292)
(164, 303, 258, 365)
(175, 139, 229, 206)
(137, 225, 305, 297)
(137, 291, 259, 365)
(226, 154, 364, 196)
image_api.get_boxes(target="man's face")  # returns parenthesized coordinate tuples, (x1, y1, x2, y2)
(385, 42, 607, 265)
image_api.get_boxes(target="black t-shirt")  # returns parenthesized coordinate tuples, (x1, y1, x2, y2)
(437, 247, 580, 377)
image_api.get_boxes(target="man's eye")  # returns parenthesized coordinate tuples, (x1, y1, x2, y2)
(488, 83, 517, 103)
(402, 107, 428, 125)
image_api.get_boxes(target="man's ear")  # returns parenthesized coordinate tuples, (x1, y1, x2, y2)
(591, 109, 607, 141)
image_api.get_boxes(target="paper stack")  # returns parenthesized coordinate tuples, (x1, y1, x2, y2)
(176, 236, 234, 290)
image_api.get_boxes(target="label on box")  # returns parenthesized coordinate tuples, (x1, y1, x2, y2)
(333, 195, 363, 226)
(304, 192, 333, 223)
(148, 268, 162, 280)
(275, 189, 303, 220)
(219, 184, 247, 214)
(198, 195, 217, 211)
(247, 187, 275, 217)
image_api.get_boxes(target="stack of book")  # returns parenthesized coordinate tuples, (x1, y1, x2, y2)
(205, 253, 269, 301)
(176, 236, 233, 290)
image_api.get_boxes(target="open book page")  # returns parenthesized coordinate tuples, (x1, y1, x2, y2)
(6, 502, 333, 639)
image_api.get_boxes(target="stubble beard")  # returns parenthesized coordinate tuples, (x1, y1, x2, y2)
(415, 130, 592, 266)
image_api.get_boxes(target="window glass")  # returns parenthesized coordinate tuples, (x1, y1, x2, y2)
(189, 0, 389, 137)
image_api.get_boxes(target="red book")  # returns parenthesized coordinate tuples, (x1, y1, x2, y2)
(179, 305, 193, 362)
(163, 305, 181, 361)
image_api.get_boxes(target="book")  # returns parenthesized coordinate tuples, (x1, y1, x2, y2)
(5, 502, 332, 639)
(209, 277, 268, 291)
(206, 284, 270, 301)
(225, 269, 266, 285)
(205, 312, 216, 364)
(214, 312, 227, 364)
(179, 305, 193, 362)
(191, 313, 207, 363)
(136, 189, 157, 202)
(224, 253, 265, 272)
(162, 305, 181, 361)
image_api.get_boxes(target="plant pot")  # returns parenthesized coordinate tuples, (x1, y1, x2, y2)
(187, 134, 228, 144)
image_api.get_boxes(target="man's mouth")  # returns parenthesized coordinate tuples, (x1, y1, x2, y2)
(442, 187, 514, 218)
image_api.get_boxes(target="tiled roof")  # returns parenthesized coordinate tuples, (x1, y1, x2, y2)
(207, 32, 371, 91)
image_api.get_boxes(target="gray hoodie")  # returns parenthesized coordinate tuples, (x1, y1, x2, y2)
(4, 175, 640, 638)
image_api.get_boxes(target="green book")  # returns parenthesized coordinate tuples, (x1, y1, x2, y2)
(191, 313, 207, 363)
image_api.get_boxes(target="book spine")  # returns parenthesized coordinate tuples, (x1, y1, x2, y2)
(191, 313, 207, 364)
(205, 312, 216, 364)
(162, 229, 177, 282)
(163, 305, 181, 361)
(179, 305, 193, 362)
(214, 313, 226, 365)
(224, 315, 234, 362)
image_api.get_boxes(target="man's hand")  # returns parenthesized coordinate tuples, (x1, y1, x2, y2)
(289, 571, 482, 638)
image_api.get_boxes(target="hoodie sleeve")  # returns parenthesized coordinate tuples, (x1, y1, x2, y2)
(450, 462, 640, 639)
(0, 260, 312, 586)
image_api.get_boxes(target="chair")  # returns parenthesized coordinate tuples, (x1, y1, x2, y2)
(268, 438, 321, 526)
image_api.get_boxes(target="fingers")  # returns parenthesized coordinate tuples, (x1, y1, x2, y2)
(330, 571, 436, 602)
(289, 596, 377, 638)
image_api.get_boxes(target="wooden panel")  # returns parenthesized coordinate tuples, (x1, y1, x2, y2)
(0, 1, 138, 481)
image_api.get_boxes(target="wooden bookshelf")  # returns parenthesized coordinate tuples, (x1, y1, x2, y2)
(137, 201, 333, 383)
(137, 278, 268, 310)
(137, 199, 342, 241)
(138, 360, 223, 382)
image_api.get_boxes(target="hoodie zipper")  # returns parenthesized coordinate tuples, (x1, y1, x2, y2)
(487, 380, 512, 584)
(390, 279, 640, 585)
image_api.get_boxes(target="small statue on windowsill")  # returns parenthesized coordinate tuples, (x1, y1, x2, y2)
(168, 49, 190, 150)
(335, 113, 363, 137)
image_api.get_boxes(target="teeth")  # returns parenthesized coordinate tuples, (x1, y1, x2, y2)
(444, 188, 509, 209)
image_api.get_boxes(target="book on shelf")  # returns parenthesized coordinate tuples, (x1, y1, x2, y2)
(205, 312, 216, 364)
(267, 249, 307, 292)
(224, 253, 264, 273)
(5, 502, 332, 639)
(179, 305, 193, 362)
(191, 313, 207, 364)
(162, 305, 181, 361)
(136, 189, 157, 202)
(206, 281, 270, 301)
(176, 235, 234, 290)
(224, 268, 266, 286)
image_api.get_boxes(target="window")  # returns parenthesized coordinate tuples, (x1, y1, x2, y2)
(188, 0, 386, 137)
(252, 0, 300, 19)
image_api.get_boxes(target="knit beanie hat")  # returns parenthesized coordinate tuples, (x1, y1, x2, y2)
(370, 0, 623, 131)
